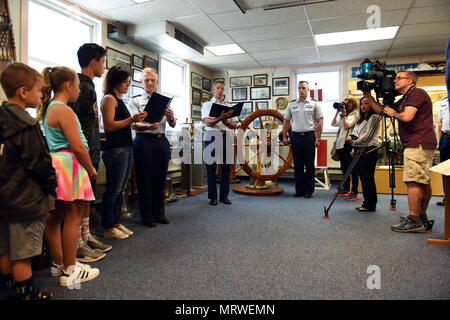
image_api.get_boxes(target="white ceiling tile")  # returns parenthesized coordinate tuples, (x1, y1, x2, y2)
(388, 46, 445, 57)
(207, 61, 263, 70)
(318, 40, 393, 56)
(392, 35, 449, 50)
(190, 53, 255, 65)
(69, 0, 135, 11)
(210, 6, 307, 31)
(311, 10, 407, 34)
(227, 21, 311, 42)
(198, 32, 235, 46)
(397, 22, 450, 38)
(68, 0, 447, 72)
(251, 47, 317, 60)
(171, 15, 222, 36)
(242, 0, 295, 9)
(405, 5, 450, 24)
(239, 36, 315, 53)
(320, 50, 389, 62)
(190, 0, 240, 14)
(258, 57, 320, 67)
(414, 0, 450, 7)
(104, 0, 201, 24)
(306, 0, 413, 20)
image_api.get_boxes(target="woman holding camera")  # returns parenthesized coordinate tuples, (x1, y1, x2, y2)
(350, 97, 380, 212)
(331, 96, 360, 200)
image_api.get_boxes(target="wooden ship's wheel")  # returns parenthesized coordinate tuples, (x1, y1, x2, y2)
(233, 103, 293, 196)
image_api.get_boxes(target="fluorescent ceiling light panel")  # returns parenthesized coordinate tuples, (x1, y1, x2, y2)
(315, 26, 399, 46)
(133, 0, 152, 3)
(206, 44, 245, 56)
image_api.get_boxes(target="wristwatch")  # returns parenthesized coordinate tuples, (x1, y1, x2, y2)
(392, 112, 397, 118)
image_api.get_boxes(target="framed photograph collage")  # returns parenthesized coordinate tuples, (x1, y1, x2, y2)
(116, 52, 159, 98)
(106, 46, 131, 73)
(191, 72, 214, 120)
(229, 74, 290, 117)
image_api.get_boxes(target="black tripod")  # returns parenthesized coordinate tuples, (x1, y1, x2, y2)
(372, 113, 400, 211)
(324, 113, 383, 219)
(323, 111, 435, 232)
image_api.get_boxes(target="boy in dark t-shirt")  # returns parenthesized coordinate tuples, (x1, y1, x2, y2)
(69, 43, 111, 261)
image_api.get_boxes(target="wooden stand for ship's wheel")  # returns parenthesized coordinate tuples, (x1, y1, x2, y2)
(232, 105, 293, 196)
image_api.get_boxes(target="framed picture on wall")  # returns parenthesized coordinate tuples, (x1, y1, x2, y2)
(192, 88, 202, 105)
(201, 91, 213, 103)
(202, 77, 212, 92)
(131, 85, 145, 97)
(132, 54, 143, 69)
(143, 55, 159, 74)
(232, 87, 247, 101)
(132, 68, 142, 82)
(272, 77, 290, 96)
(253, 118, 261, 129)
(256, 101, 269, 109)
(191, 72, 202, 89)
(254, 74, 268, 86)
(106, 47, 131, 73)
(250, 86, 271, 100)
(275, 96, 289, 110)
(240, 101, 253, 119)
(230, 76, 252, 87)
(192, 104, 202, 119)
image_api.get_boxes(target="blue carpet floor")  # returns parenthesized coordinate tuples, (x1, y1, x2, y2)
(2, 182, 450, 300)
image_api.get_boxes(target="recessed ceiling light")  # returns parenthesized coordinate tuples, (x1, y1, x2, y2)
(206, 44, 245, 56)
(133, 0, 153, 3)
(315, 26, 399, 46)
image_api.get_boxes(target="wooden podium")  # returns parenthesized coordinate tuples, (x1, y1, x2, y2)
(427, 161, 450, 245)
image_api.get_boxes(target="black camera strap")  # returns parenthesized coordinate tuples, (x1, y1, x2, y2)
(398, 85, 416, 111)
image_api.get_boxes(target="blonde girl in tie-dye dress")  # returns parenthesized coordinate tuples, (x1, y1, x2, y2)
(37, 66, 100, 288)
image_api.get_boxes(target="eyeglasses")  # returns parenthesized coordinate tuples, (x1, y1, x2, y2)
(395, 76, 410, 81)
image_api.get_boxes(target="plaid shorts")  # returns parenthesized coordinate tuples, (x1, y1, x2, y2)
(403, 145, 435, 185)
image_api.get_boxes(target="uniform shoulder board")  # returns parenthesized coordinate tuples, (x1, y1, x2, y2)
(132, 94, 142, 98)
(310, 98, 317, 101)
(290, 99, 296, 102)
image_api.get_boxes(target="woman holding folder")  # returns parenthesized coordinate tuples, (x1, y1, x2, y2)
(100, 66, 147, 239)
(128, 68, 176, 228)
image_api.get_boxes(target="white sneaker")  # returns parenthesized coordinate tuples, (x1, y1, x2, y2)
(51, 261, 93, 277)
(103, 227, 129, 240)
(59, 264, 99, 287)
(116, 224, 134, 236)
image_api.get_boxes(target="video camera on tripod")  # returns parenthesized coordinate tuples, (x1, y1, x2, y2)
(356, 58, 399, 106)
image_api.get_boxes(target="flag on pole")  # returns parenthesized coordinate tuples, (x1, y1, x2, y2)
(310, 88, 323, 101)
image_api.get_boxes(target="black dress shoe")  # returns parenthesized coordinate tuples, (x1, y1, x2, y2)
(142, 221, 157, 228)
(220, 198, 232, 205)
(210, 199, 218, 206)
(157, 217, 170, 224)
(304, 194, 312, 198)
(293, 192, 305, 197)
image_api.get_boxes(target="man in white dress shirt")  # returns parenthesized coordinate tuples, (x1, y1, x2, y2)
(128, 68, 176, 227)
(201, 80, 239, 205)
